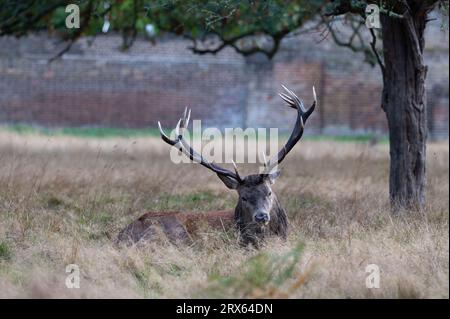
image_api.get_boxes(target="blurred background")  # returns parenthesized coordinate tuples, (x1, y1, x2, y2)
(0, 12, 447, 139)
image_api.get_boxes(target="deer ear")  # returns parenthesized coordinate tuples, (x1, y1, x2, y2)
(263, 170, 281, 184)
(217, 174, 240, 189)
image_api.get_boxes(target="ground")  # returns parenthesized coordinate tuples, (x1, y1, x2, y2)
(0, 130, 448, 298)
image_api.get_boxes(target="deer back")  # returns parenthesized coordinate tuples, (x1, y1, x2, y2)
(117, 210, 234, 245)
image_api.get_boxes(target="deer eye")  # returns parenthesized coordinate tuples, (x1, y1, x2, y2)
(268, 191, 272, 196)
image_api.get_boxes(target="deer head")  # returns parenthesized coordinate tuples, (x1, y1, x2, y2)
(158, 85, 316, 246)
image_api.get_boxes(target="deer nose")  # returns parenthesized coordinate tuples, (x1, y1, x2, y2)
(255, 212, 269, 223)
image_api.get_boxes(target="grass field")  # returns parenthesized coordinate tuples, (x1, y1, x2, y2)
(1, 124, 389, 143)
(0, 131, 448, 298)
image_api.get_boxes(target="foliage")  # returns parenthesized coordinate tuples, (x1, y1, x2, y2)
(0, 1, 446, 59)
(0, 241, 12, 261)
(203, 242, 310, 298)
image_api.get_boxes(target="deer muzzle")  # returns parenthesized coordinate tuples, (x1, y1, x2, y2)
(254, 212, 270, 225)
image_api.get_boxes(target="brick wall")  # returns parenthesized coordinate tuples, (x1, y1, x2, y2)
(0, 20, 448, 138)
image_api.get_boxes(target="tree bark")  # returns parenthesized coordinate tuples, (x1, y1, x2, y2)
(380, 8, 429, 211)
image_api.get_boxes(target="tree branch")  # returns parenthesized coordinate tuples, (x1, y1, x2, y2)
(0, 0, 71, 36)
(48, 0, 95, 63)
(121, 0, 139, 50)
(320, 13, 383, 68)
(187, 28, 289, 59)
(369, 27, 385, 74)
(323, 15, 366, 53)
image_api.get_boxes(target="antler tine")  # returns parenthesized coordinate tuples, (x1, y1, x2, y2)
(186, 108, 191, 128)
(281, 84, 291, 94)
(281, 85, 299, 102)
(179, 107, 189, 131)
(158, 121, 176, 146)
(261, 151, 268, 167)
(158, 108, 240, 182)
(278, 92, 296, 109)
(299, 113, 305, 129)
(183, 106, 188, 121)
(299, 98, 306, 113)
(261, 151, 279, 173)
(174, 118, 182, 137)
(278, 92, 293, 102)
(231, 159, 242, 182)
(283, 85, 307, 113)
(266, 86, 316, 173)
(303, 86, 317, 120)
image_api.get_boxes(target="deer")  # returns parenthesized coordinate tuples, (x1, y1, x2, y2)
(117, 86, 316, 247)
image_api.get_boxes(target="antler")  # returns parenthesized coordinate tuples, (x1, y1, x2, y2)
(158, 107, 242, 182)
(263, 85, 317, 173)
(158, 86, 316, 181)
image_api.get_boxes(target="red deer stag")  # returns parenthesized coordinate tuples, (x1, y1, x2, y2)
(118, 86, 316, 247)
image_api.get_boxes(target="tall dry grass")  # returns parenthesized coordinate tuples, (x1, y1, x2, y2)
(0, 131, 448, 298)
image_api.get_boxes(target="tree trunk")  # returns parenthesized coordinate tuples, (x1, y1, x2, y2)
(380, 10, 428, 211)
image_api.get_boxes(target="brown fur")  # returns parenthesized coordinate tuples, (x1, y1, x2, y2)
(235, 185, 289, 247)
(117, 210, 234, 245)
(117, 174, 289, 247)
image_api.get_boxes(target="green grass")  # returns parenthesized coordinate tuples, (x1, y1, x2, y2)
(1, 124, 160, 138)
(0, 241, 12, 261)
(201, 243, 306, 298)
(147, 191, 233, 211)
(1, 124, 388, 143)
(303, 134, 388, 143)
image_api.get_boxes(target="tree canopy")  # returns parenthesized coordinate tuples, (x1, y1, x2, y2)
(1, 1, 446, 61)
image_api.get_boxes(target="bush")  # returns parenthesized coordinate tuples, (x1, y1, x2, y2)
(203, 243, 312, 298)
